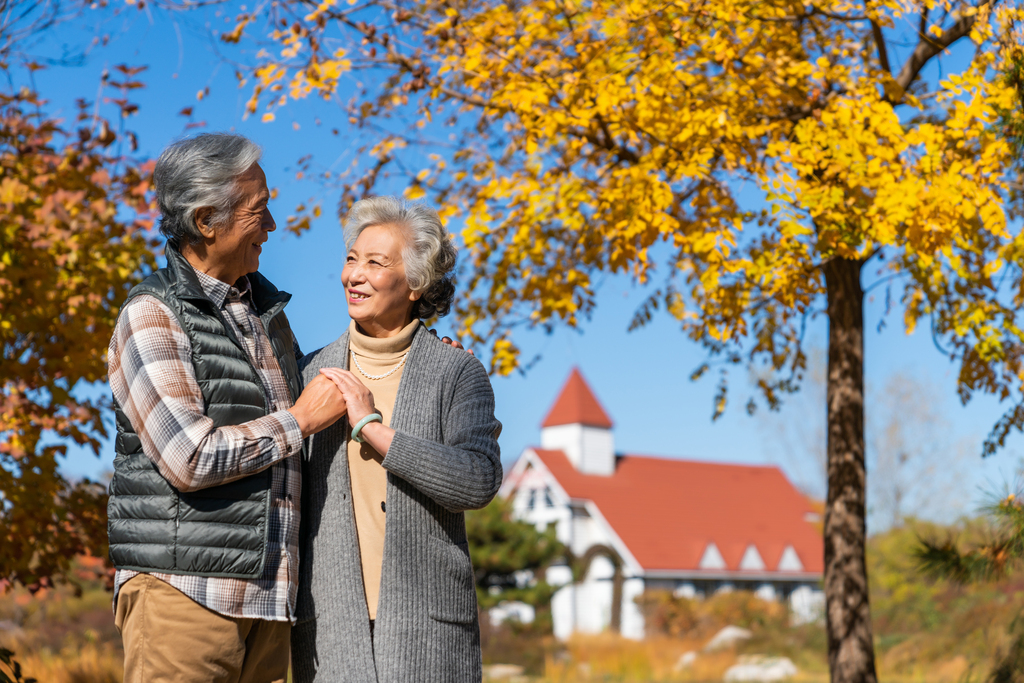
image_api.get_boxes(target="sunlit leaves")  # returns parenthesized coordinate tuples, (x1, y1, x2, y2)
(0, 90, 157, 591)
(226, 0, 1024, 427)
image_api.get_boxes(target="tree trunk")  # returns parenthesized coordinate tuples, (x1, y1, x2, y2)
(823, 257, 877, 683)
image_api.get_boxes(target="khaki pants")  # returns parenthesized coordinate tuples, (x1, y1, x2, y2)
(115, 574, 290, 683)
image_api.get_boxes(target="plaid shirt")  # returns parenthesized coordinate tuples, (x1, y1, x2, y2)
(108, 265, 303, 622)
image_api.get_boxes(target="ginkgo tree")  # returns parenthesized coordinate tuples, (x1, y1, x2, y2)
(220, 0, 1024, 680)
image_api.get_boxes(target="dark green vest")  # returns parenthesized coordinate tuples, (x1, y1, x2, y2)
(107, 243, 303, 579)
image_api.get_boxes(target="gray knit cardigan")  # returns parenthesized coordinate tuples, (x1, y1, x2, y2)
(292, 324, 502, 683)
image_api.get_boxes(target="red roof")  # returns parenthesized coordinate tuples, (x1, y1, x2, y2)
(530, 449, 823, 574)
(541, 368, 614, 429)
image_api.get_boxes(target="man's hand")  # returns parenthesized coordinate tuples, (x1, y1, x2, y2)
(288, 374, 348, 437)
(429, 329, 474, 355)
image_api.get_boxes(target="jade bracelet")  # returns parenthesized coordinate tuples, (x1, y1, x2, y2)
(351, 412, 383, 444)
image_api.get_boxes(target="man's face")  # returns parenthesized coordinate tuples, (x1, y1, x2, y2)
(210, 163, 275, 285)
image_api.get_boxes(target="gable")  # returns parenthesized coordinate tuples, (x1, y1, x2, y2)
(698, 543, 726, 570)
(739, 545, 766, 571)
(777, 545, 805, 572)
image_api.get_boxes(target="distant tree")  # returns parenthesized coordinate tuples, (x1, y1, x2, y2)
(0, 82, 157, 590)
(868, 373, 973, 531)
(220, 2, 1024, 681)
(465, 496, 565, 618)
(760, 361, 973, 530)
(756, 347, 828, 497)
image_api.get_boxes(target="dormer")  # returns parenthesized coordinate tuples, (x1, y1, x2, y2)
(540, 368, 616, 476)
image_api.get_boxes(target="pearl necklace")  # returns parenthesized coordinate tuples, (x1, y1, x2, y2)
(352, 351, 409, 381)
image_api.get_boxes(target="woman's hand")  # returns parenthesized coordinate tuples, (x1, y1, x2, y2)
(318, 368, 377, 424)
(319, 367, 397, 455)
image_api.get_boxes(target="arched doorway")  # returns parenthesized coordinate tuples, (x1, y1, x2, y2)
(573, 544, 625, 633)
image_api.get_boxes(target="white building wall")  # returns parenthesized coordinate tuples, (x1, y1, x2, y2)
(570, 512, 606, 556)
(549, 554, 648, 640)
(580, 427, 616, 475)
(587, 554, 616, 581)
(540, 424, 615, 475)
(546, 565, 573, 587)
(508, 460, 571, 536)
(790, 585, 826, 624)
(551, 580, 613, 638)
(549, 571, 645, 640)
(620, 578, 646, 640)
(551, 584, 578, 640)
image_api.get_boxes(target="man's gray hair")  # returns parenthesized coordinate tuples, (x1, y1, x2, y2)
(343, 196, 457, 319)
(154, 133, 263, 245)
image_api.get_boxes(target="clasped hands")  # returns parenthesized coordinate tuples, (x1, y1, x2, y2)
(288, 370, 376, 438)
(316, 368, 395, 454)
(288, 331, 468, 441)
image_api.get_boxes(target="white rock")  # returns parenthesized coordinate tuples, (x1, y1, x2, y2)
(674, 651, 698, 671)
(724, 655, 799, 682)
(703, 625, 753, 651)
(483, 664, 525, 680)
(488, 600, 536, 627)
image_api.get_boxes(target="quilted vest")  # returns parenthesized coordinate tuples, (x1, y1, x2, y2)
(107, 242, 302, 578)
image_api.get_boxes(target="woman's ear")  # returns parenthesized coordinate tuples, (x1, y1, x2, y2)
(194, 207, 217, 240)
(408, 288, 423, 302)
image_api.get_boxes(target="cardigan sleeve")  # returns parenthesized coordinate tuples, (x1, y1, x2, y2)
(381, 355, 503, 512)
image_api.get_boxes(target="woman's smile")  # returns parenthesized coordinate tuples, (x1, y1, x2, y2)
(341, 223, 421, 338)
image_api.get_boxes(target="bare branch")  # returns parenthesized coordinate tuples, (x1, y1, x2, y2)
(894, 5, 984, 92)
(871, 20, 892, 75)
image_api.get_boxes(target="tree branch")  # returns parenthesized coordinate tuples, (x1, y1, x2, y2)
(894, 6, 982, 92)
(871, 20, 892, 75)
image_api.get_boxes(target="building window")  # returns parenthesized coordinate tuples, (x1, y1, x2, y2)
(525, 489, 536, 510)
(543, 488, 555, 508)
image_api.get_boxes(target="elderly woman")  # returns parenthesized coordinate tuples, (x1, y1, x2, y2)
(292, 197, 502, 682)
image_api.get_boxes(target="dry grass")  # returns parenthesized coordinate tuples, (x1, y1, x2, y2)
(5, 523, 1024, 683)
(541, 634, 736, 682)
(0, 561, 122, 683)
(11, 643, 122, 683)
(532, 632, 980, 683)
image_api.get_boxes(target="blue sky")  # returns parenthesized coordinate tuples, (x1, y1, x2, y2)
(19, 5, 1024, 532)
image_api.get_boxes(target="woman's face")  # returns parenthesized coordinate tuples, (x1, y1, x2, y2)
(342, 223, 420, 337)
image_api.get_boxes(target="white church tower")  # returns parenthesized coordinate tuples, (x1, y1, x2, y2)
(540, 368, 616, 475)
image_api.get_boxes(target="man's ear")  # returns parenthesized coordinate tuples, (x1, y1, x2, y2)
(194, 207, 217, 240)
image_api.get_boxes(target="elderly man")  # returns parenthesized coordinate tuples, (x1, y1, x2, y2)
(106, 133, 346, 683)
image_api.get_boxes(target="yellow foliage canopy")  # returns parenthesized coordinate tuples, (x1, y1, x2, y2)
(233, 0, 1023, 447)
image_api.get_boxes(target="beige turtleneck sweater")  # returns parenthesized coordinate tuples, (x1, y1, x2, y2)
(347, 318, 420, 620)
